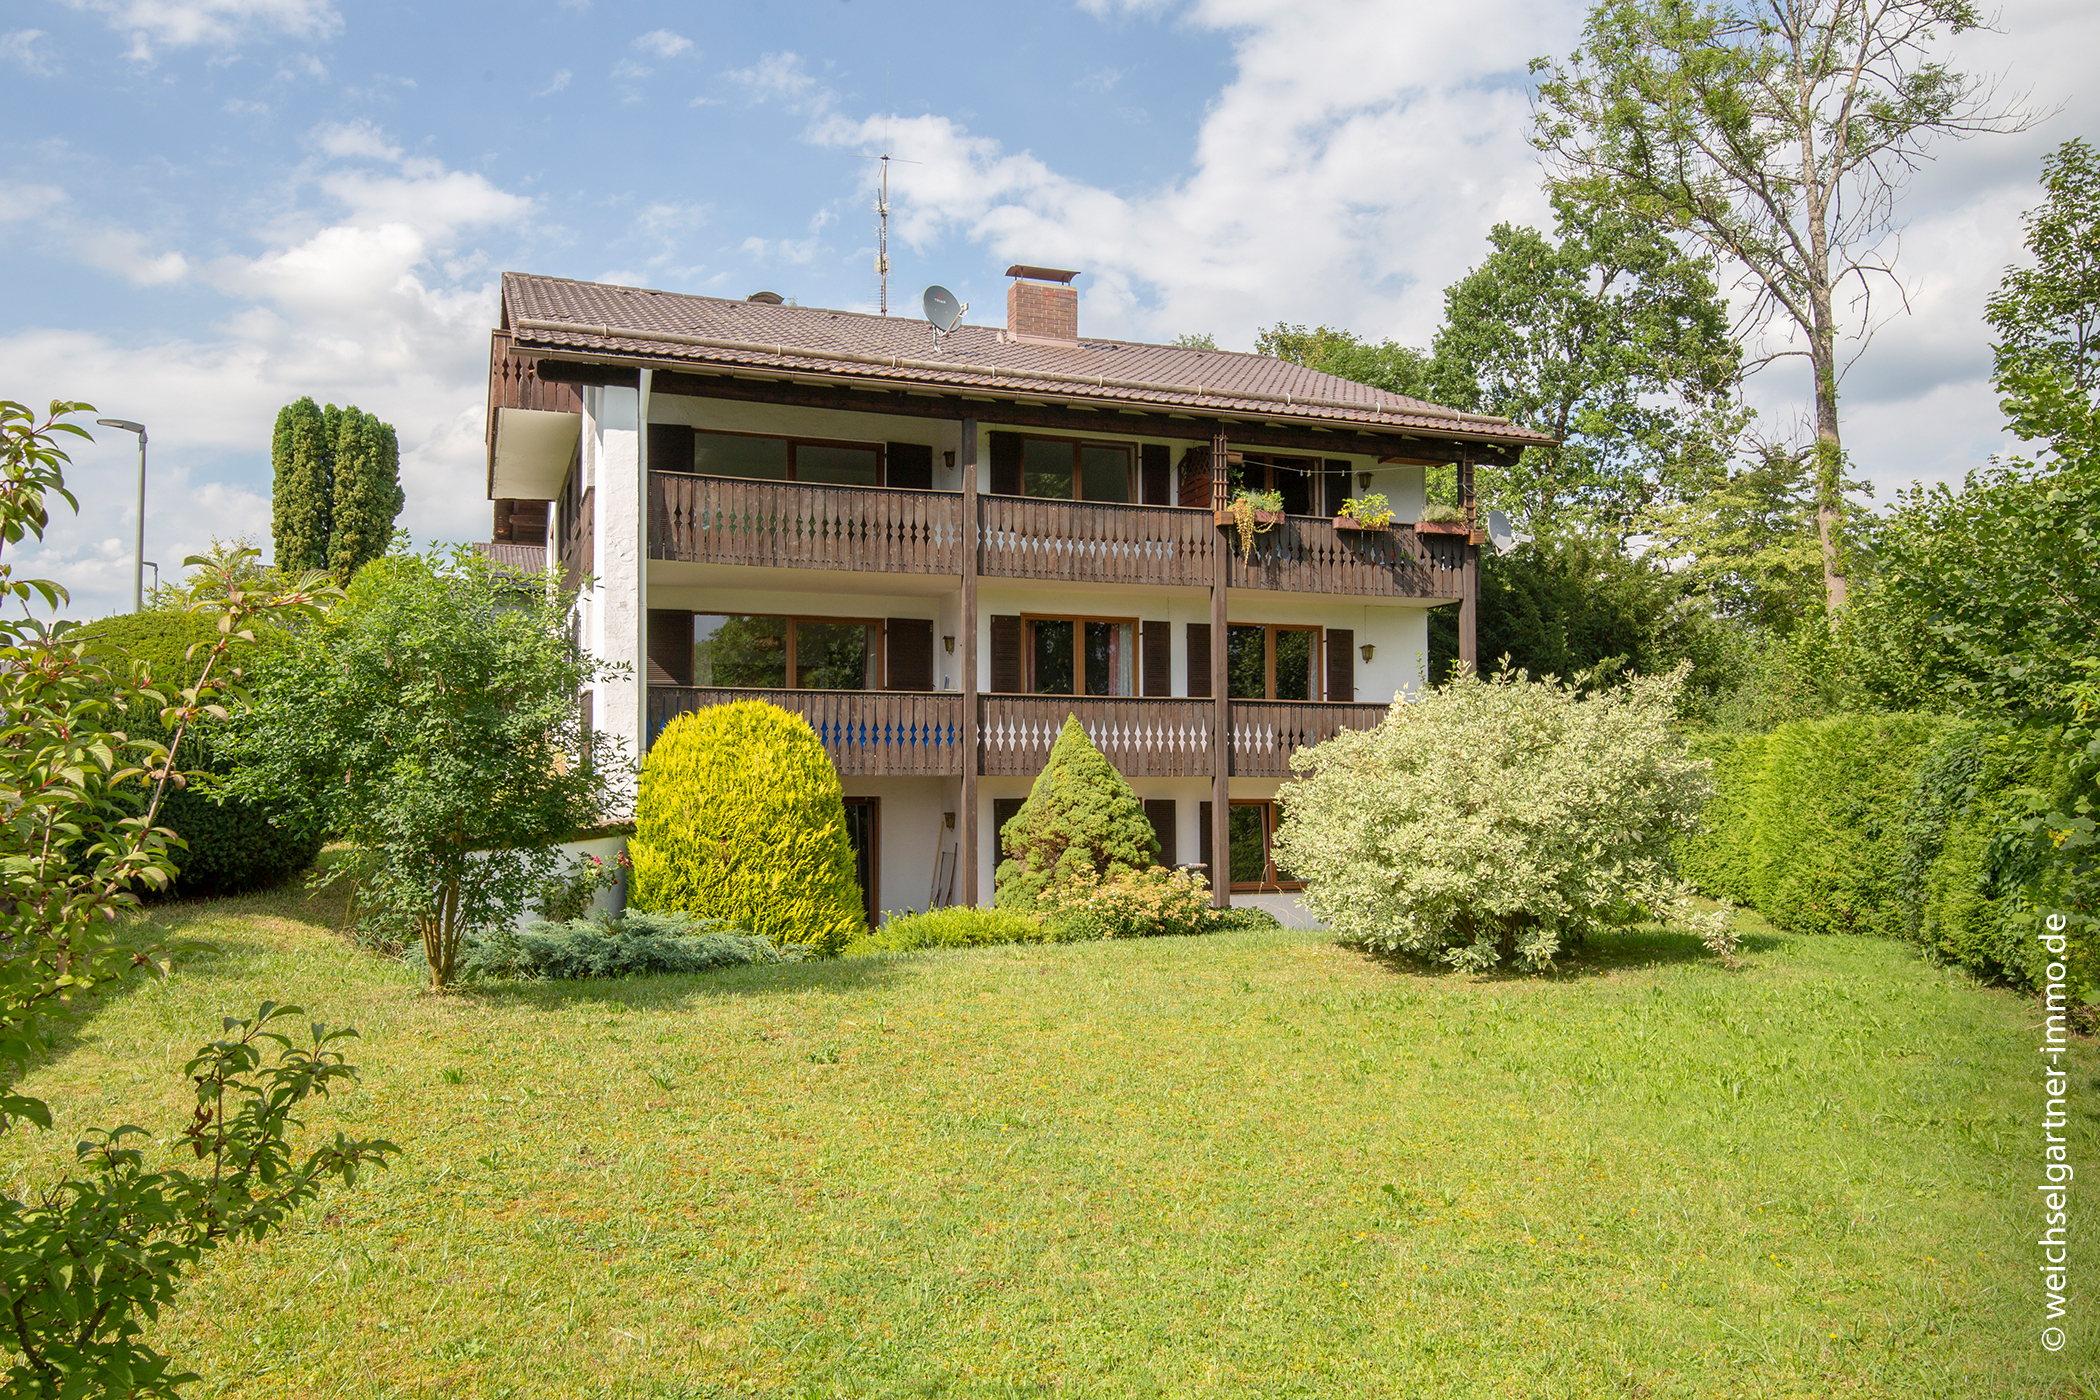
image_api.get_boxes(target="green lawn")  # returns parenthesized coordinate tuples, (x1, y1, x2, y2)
(1, 881, 2090, 1399)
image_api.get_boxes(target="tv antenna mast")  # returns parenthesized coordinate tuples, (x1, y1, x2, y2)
(858, 150, 919, 315)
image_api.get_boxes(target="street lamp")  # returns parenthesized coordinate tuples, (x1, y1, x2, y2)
(94, 419, 147, 613)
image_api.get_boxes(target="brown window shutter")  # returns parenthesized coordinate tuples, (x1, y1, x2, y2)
(1140, 444, 1171, 505)
(989, 432, 1024, 496)
(1198, 800, 1212, 884)
(1143, 799, 1175, 866)
(647, 423, 694, 475)
(1177, 446, 1212, 509)
(1325, 628, 1353, 703)
(990, 615, 1024, 693)
(1186, 623, 1211, 698)
(993, 797, 1026, 861)
(885, 618, 933, 691)
(646, 609, 693, 687)
(1141, 620, 1171, 697)
(886, 442, 933, 490)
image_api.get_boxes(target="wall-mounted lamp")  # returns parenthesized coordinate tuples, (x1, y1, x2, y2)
(944, 811, 956, 829)
(1357, 472, 1373, 490)
(944, 451, 956, 471)
(943, 635, 955, 653)
(1360, 643, 1375, 663)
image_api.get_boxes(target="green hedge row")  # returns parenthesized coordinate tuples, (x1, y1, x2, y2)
(1682, 715, 2081, 993)
(73, 610, 323, 897)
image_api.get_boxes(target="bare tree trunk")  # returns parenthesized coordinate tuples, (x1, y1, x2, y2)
(420, 879, 461, 991)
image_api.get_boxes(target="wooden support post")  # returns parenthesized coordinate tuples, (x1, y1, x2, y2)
(959, 417, 981, 907)
(1457, 450, 1478, 679)
(1210, 423, 1231, 909)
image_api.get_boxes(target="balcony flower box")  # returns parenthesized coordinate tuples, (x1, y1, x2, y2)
(1413, 519, 1473, 536)
(1214, 508, 1286, 528)
(1331, 515, 1390, 533)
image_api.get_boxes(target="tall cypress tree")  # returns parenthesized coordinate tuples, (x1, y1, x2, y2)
(270, 397, 332, 573)
(329, 408, 404, 581)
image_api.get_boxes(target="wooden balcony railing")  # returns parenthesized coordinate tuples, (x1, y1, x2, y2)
(646, 687, 964, 776)
(977, 496, 1215, 588)
(642, 689, 1388, 779)
(1227, 699, 1392, 777)
(649, 473, 964, 575)
(560, 487, 593, 596)
(1228, 516, 1466, 599)
(488, 330, 583, 419)
(978, 696, 1217, 778)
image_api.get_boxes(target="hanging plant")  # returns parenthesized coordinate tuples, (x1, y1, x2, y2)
(1226, 488, 1284, 553)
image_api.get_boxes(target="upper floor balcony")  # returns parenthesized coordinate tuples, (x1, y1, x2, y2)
(645, 471, 1465, 600)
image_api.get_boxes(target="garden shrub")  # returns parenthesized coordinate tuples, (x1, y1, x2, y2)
(1208, 905, 1285, 932)
(851, 906, 1045, 953)
(631, 701, 865, 954)
(1274, 665, 1734, 971)
(1039, 866, 1214, 939)
(463, 910, 780, 980)
(995, 716, 1158, 910)
(75, 607, 322, 895)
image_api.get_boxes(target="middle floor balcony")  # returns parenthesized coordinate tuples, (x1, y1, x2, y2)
(645, 472, 1465, 600)
(644, 686, 1392, 780)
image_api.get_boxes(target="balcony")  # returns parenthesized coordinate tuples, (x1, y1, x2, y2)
(648, 474, 1464, 599)
(650, 472, 964, 576)
(645, 688, 1391, 779)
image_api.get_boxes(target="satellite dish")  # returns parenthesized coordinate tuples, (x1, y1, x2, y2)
(1485, 509, 1532, 555)
(922, 285, 965, 334)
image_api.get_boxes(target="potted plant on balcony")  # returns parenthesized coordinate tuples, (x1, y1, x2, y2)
(1414, 502, 1472, 536)
(1218, 487, 1285, 553)
(1333, 492, 1394, 532)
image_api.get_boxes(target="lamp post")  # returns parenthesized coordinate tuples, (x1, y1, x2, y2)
(94, 419, 147, 612)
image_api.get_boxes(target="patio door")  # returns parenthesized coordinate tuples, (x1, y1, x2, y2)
(842, 797, 879, 928)
(1198, 800, 1301, 892)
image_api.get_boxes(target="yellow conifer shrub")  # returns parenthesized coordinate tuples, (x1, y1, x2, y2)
(630, 700, 865, 954)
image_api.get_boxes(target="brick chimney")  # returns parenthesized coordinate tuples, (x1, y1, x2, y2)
(1005, 265, 1080, 344)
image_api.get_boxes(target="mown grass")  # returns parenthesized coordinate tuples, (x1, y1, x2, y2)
(0, 876, 2091, 1399)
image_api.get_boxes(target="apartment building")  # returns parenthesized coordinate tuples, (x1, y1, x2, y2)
(482, 266, 1550, 921)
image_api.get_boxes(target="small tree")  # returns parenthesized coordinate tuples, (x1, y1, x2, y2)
(630, 701, 865, 955)
(1274, 666, 1735, 970)
(995, 716, 1158, 911)
(230, 547, 623, 988)
(270, 397, 332, 574)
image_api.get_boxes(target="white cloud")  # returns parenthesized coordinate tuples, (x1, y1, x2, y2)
(60, 0, 342, 55)
(0, 125, 533, 617)
(535, 68, 571, 97)
(0, 183, 68, 224)
(633, 29, 692, 59)
(1, 29, 58, 75)
(727, 51, 828, 111)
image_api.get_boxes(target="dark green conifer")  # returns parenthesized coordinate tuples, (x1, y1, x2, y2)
(995, 715, 1158, 910)
(329, 408, 404, 581)
(270, 397, 332, 573)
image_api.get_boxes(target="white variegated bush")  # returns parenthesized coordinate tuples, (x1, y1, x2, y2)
(1275, 665, 1736, 971)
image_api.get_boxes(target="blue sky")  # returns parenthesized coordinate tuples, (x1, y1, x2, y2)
(3, 0, 2094, 617)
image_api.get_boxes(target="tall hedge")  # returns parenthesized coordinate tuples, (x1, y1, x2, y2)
(995, 715, 1157, 911)
(1683, 713, 2081, 994)
(73, 609, 323, 896)
(630, 701, 864, 954)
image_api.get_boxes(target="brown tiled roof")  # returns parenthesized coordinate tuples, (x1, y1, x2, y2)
(500, 273, 1553, 447)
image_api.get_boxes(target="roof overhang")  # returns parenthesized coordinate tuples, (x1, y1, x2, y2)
(489, 407, 580, 500)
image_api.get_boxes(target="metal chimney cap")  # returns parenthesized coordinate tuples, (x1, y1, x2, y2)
(1003, 265, 1080, 284)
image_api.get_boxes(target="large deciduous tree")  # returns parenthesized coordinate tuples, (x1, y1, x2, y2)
(1254, 324, 1437, 401)
(1533, 0, 2032, 609)
(1429, 197, 1746, 535)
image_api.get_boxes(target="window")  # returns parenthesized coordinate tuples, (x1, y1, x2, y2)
(843, 797, 879, 929)
(1226, 624, 1321, 701)
(688, 429, 882, 487)
(1015, 436, 1133, 503)
(1200, 800, 1302, 890)
(1026, 615, 1137, 696)
(691, 615, 879, 690)
(1234, 454, 1347, 517)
